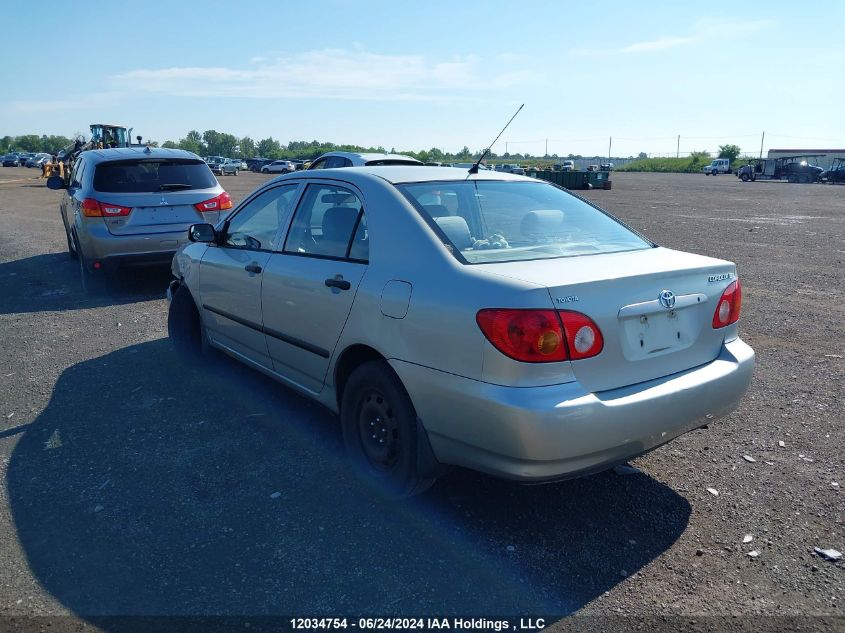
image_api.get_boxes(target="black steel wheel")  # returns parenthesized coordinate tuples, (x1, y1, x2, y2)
(168, 285, 215, 358)
(340, 360, 437, 497)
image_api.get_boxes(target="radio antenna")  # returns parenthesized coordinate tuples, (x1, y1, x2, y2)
(468, 103, 524, 175)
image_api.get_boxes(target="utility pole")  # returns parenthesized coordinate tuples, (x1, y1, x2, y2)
(545, 138, 548, 157)
(759, 131, 765, 159)
(505, 141, 508, 155)
(677, 135, 680, 158)
(608, 136, 612, 162)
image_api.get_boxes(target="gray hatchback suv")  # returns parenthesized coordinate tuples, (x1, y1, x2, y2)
(48, 147, 231, 289)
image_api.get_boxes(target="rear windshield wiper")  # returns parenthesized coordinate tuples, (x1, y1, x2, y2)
(159, 183, 193, 191)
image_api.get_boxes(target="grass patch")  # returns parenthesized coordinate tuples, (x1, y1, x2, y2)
(617, 153, 713, 174)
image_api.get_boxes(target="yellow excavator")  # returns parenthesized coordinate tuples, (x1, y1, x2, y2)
(54, 123, 142, 182)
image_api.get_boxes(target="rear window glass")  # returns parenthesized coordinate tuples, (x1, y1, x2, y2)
(93, 159, 217, 193)
(398, 180, 652, 264)
(364, 159, 420, 166)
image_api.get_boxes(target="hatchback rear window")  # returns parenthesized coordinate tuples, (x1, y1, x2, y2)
(93, 159, 217, 193)
(398, 180, 652, 263)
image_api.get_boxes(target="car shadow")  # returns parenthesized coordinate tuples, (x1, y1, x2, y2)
(7, 339, 691, 621)
(0, 252, 171, 314)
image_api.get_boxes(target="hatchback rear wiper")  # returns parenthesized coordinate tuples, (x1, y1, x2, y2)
(159, 183, 193, 191)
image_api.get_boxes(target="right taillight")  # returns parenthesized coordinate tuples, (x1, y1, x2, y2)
(712, 280, 742, 328)
(194, 191, 232, 213)
(476, 308, 603, 363)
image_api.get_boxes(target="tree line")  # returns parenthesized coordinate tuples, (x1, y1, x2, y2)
(158, 129, 619, 163)
(3, 128, 744, 166)
(1, 134, 74, 155)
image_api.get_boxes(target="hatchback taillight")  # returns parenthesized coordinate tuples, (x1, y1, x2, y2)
(81, 198, 132, 217)
(476, 309, 603, 363)
(712, 280, 742, 328)
(194, 192, 233, 213)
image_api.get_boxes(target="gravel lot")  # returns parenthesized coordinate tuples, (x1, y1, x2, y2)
(0, 167, 842, 626)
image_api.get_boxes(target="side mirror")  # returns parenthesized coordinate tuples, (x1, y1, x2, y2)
(46, 176, 66, 190)
(188, 223, 217, 243)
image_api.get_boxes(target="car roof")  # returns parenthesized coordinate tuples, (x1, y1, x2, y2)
(81, 147, 202, 164)
(267, 165, 531, 186)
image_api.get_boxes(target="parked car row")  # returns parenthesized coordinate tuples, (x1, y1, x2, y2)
(1, 152, 48, 167)
(44, 145, 754, 497)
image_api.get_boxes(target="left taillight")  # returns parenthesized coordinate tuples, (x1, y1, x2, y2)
(475, 308, 603, 363)
(712, 279, 742, 328)
(194, 191, 232, 213)
(81, 198, 132, 217)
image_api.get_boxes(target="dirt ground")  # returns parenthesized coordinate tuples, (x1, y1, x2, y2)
(0, 167, 842, 628)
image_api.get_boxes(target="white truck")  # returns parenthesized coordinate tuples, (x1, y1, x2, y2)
(702, 158, 731, 175)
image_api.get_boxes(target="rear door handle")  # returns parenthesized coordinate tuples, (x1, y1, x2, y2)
(245, 263, 262, 274)
(325, 278, 351, 290)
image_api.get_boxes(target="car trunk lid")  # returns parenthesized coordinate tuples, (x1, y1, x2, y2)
(476, 247, 738, 392)
(102, 190, 220, 236)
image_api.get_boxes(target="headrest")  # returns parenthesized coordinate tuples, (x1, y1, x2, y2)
(322, 206, 359, 243)
(520, 209, 565, 237)
(434, 216, 472, 251)
(423, 204, 451, 218)
(321, 193, 357, 205)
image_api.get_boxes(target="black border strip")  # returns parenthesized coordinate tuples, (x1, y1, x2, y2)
(202, 304, 330, 359)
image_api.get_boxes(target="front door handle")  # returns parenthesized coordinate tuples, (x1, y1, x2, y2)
(245, 263, 262, 274)
(325, 277, 351, 290)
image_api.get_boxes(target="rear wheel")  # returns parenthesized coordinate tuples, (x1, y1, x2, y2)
(75, 233, 105, 294)
(64, 220, 78, 259)
(340, 360, 437, 498)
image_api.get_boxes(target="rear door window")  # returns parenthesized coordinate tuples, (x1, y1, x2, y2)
(93, 159, 217, 193)
(283, 184, 367, 260)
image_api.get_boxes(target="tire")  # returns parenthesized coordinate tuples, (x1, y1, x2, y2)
(340, 360, 437, 497)
(711, 169, 718, 176)
(168, 285, 211, 358)
(63, 216, 78, 259)
(234, 169, 239, 176)
(740, 173, 749, 182)
(75, 232, 105, 294)
(788, 175, 799, 184)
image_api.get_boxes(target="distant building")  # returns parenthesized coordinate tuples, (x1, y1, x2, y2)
(767, 149, 845, 169)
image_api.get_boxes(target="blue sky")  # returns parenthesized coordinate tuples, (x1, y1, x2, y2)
(2, 1, 842, 157)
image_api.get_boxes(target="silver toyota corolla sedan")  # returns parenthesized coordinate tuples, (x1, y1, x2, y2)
(167, 166, 754, 496)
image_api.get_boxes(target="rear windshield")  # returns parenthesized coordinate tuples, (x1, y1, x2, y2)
(397, 180, 652, 264)
(93, 159, 217, 193)
(364, 159, 420, 166)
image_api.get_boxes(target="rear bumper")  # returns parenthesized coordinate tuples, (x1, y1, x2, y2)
(84, 251, 176, 273)
(391, 338, 755, 482)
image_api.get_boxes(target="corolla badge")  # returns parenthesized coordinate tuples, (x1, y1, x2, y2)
(658, 289, 676, 309)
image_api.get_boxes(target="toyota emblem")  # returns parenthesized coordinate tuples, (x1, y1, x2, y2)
(658, 290, 676, 309)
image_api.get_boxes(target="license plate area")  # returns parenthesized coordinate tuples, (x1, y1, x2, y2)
(620, 308, 697, 359)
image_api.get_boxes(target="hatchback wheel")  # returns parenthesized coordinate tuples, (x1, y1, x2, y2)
(76, 235, 105, 294)
(65, 224, 78, 260)
(340, 360, 437, 497)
